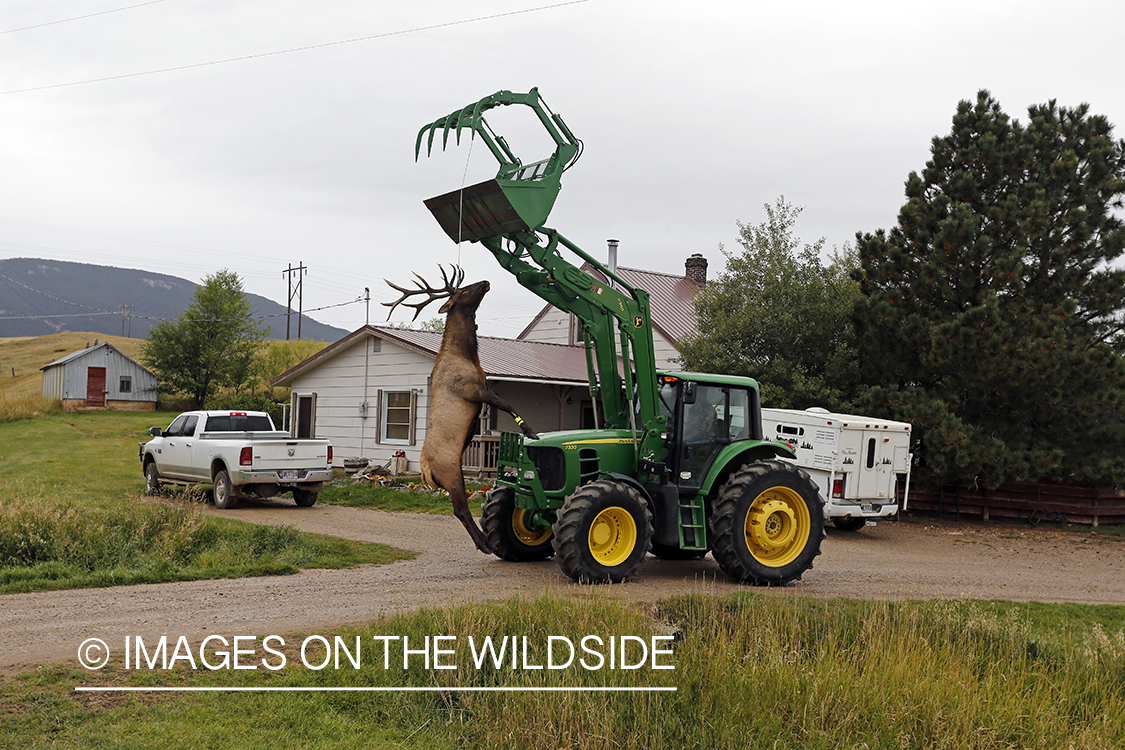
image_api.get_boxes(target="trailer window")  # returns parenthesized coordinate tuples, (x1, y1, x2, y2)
(866, 438, 877, 469)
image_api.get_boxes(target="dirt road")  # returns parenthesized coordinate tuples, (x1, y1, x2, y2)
(3, 501, 1124, 674)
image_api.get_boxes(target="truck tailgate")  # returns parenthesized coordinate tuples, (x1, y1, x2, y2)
(247, 440, 331, 469)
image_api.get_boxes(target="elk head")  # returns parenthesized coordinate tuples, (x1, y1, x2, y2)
(383, 265, 489, 323)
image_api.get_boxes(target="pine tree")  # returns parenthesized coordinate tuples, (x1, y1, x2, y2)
(854, 91, 1125, 488)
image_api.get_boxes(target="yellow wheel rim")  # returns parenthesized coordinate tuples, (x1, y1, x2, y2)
(512, 508, 552, 546)
(588, 507, 637, 567)
(744, 486, 810, 567)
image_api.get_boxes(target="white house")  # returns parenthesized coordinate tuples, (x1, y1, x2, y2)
(272, 254, 707, 472)
(271, 326, 592, 471)
(41, 341, 158, 411)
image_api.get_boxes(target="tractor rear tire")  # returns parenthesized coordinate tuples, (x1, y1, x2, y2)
(482, 486, 554, 561)
(553, 479, 652, 583)
(710, 459, 824, 585)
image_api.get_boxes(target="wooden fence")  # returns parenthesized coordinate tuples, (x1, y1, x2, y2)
(908, 482, 1125, 527)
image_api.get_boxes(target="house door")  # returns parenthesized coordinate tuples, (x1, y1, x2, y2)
(85, 367, 106, 407)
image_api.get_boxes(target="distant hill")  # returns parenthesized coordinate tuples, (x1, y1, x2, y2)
(0, 258, 348, 342)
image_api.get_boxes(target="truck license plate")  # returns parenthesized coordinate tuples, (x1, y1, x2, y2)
(281, 470, 298, 480)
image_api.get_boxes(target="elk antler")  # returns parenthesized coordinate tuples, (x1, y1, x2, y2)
(383, 265, 465, 321)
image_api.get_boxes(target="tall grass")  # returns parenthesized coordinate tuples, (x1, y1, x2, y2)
(7, 595, 1123, 749)
(0, 488, 412, 593)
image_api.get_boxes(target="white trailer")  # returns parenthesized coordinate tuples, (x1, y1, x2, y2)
(761, 407, 912, 531)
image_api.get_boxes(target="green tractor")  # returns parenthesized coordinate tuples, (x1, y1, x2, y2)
(417, 88, 825, 584)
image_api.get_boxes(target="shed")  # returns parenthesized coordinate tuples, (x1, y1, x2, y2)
(41, 341, 158, 410)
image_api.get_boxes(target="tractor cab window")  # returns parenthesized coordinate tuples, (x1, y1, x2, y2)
(677, 384, 724, 488)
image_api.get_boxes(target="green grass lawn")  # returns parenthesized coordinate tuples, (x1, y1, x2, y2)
(0, 411, 413, 594)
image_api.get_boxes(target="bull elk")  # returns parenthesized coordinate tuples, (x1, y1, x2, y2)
(384, 265, 538, 554)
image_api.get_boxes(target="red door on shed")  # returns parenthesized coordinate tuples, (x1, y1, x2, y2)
(85, 367, 106, 407)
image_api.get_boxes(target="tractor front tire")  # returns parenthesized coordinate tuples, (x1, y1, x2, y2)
(710, 459, 824, 585)
(212, 469, 239, 510)
(553, 480, 652, 583)
(482, 486, 554, 561)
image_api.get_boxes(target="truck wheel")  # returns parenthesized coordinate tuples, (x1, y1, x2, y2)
(293, 489, 318, 507)
(482, 486, 554, 561)
(833, 516, 867, 532)
(212, 469, 239, 510)
(553, 479, 653, 583)
(649, 542, 708, 560)
(144, 462, 162, 496)
(710, 459, 824, 585)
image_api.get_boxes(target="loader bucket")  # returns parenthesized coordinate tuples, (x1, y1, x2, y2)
(423, 175, 561, 243)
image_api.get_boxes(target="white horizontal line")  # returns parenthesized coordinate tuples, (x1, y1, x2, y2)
(76, 686, 676, 693)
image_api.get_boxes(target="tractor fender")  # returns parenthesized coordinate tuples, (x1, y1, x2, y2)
(698, 440, 796, 498)
(602, 472, 655, 507)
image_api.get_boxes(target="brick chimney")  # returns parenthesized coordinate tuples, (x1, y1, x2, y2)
(685, 253, 708, 285)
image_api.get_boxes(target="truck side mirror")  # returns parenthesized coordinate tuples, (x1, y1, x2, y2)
(683, 381, 697, 405)
(149, 427, 163, 437)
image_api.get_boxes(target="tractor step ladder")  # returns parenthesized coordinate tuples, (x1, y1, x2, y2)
(678, 494, 708, 550)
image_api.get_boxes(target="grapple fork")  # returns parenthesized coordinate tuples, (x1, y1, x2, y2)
(415, 87, 581, 242)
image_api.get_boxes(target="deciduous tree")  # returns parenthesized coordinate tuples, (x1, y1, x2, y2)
(142, 270, 269, 407)
(679, 197, 863, 410)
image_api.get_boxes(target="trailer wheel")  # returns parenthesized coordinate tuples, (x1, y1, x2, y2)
(144, 462, 163, 496)
(212, 469, 239, 510)
(293, 488, 318, 507)
(481, 486, 554, 561)
(553, 479, 652, 583)
(710, 459, 824, 585)
(833, 516, 867, 532)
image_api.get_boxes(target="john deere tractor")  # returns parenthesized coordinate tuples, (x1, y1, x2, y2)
(417, 88, 824, 584)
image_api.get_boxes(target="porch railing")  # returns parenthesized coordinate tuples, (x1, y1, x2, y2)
(462, 434, 501, 478)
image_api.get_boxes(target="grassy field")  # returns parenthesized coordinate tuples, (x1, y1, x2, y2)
(0, 409, 413, 594)
(2, 594, 1124, 749)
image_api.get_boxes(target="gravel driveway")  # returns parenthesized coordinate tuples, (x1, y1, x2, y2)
(3, 501, 1123, 674)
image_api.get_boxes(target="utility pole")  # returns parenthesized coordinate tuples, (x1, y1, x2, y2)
(364, 287, 370, 326)
(283, 263, 307, 340)
(120, 303, 134, 337)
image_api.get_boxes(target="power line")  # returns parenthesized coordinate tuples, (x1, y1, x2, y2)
(0, 1, 590, 95)
(0, 0, 169, 35)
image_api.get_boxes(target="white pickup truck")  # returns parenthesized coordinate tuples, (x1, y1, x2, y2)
(139, 410, 333, 509)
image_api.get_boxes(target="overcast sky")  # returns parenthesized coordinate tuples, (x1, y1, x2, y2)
(2, 0, 1123, 339)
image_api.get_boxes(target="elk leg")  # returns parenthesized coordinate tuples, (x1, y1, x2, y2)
(473, 388, 540, 439)
(423, 455, 494, 555)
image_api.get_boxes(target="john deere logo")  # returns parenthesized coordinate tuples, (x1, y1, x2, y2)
(634, 315, 644, 327)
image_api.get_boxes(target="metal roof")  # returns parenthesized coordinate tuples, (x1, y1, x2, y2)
(271, 325, 590, 387)
(40, 341, 155, 376)
(519, 263, 702, 346)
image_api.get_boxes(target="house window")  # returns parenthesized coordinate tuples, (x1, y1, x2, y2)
(119, 376, 132, 393)
(380, 390, 414, 444)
